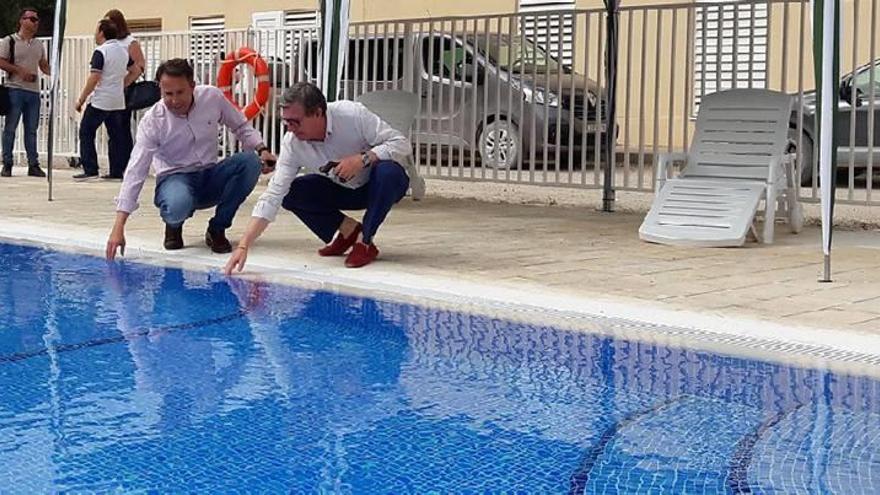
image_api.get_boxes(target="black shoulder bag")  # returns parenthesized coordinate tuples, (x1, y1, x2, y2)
(0, 35, 15, 116)
(125, 69, 161, 111)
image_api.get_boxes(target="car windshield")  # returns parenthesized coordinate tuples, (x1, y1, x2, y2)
(852, 61, 880, 96)
(477, 37, 565, 74)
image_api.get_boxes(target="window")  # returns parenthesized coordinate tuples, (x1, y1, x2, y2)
(127, 18, 162, 33)
(518, 0, 575, 67)
(480, 36, 561, 74)
(421, 37, 475, 81)
(251, 10, 318, 62)
(284, 10, 319, 74)
(285, 10, 319, 30)
(348, 38, 406, 82)
(693, 1, 768, 112)
(852, 62, 880, 98)
(189, 15, 225, 63)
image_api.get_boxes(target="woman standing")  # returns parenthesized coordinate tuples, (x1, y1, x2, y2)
(73, 19, 139, 181)
(102, 9, 146, 179)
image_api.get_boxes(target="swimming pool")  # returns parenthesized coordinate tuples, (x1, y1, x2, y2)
(0, 243, 878, 493)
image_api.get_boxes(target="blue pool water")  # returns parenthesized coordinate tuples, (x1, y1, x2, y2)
(0, 243, 879, 493)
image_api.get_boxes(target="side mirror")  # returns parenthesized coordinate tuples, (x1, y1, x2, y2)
(839, 83, 863, 107)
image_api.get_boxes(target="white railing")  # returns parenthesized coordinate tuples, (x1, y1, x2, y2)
(1, 0, 876, 206)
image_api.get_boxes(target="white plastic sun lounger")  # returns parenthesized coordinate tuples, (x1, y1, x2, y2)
(639, 88, 803, 247)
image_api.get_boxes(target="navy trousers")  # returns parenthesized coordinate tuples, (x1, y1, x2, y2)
(282, 160, 409, 244)
(79, 104, 132, 176)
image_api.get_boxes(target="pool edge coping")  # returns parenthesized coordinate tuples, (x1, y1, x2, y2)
(3, 217, 880, 376)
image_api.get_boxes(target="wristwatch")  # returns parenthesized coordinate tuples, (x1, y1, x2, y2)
(361, 152, 372, 168)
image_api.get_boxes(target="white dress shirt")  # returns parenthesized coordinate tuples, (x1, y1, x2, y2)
(251, 100, 412, 222)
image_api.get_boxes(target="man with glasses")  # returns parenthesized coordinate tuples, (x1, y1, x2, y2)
(0, 7, 49, 178)
(224, 82, 412, 272)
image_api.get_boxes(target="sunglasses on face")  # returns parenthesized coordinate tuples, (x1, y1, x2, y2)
(22, 16, 39, 23)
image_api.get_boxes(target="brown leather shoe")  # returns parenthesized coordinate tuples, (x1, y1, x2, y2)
(164, 224, 184, 250)
(205, 228, 232, 254)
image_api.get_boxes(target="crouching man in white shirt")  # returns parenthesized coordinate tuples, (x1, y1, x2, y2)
(225, 82, 412, 272)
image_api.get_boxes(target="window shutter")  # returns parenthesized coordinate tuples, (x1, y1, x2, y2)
(519, 0, 575, 67)
(189, 14, 226, 66)
(693, 1, 768, 112)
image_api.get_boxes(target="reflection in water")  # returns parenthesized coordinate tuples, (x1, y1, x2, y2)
(0, 244, 878, 492)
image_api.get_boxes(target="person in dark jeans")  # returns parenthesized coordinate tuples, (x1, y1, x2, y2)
(0, 7, 49, 178)
(73, 19, 138, 181)
(104, 9, 147, 179)
(104, 59, 277, 260)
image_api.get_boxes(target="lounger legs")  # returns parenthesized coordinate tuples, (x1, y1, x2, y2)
(763, 186, 777, 244)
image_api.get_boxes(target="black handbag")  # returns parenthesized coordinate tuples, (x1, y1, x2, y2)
(0, 35, 15, 116)
(124, 79, 160, 111)
(0, 85, 9, 116)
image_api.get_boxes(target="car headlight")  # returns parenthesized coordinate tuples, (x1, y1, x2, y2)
(534, 89, 559, 107)
(523, 87, 559, 107)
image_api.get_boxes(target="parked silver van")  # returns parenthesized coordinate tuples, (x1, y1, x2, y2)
(790, 58, 880, 185)
(286, 32, 610, 169)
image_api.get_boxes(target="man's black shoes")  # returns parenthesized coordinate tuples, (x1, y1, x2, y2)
(164, 225, 184, 250)
(205, 228, 232, 254)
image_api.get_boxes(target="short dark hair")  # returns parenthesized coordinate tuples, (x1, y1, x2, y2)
(104, 9, 130, 39)
(155, 58, 194, 83)
(280, 82, 327, 116)
(19, 6, 38, 17)
(16, 6, 39, 30)
(97, 19, 118, 41)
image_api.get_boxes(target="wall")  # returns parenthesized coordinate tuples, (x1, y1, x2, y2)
(67, 0, 518, 35)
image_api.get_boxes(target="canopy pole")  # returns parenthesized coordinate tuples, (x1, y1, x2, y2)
(47, 0, 68, 201)
(814, 0, 839, 283)
(821, 254, 832, 283)
(602, 0, 620, 212)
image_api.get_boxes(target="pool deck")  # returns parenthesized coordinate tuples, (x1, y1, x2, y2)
(2, 168, 880, 363)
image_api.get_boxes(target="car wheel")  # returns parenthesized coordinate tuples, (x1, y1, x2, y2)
(478, 119, 519, 169)
(788, 129, 814, 186)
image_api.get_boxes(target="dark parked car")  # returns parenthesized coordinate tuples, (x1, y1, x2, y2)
(285, 33, 610, 169)
(790, 58, 880, 185)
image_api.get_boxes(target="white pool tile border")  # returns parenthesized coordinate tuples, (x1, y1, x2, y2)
(3, 217, 880, 375)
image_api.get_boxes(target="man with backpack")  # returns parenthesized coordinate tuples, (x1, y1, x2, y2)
(0, 7, 49, 178)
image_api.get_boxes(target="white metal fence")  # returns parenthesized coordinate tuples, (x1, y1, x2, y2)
(1, 0, 877, 206)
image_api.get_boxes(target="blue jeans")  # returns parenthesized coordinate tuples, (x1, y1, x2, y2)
(79, 104, 132, 176)
(2, 88, 41, 167)
(281, 160, 409, 244)
(153, 152, 262, 232)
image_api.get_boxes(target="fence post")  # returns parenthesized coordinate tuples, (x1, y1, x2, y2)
(602, 0, 620, 212)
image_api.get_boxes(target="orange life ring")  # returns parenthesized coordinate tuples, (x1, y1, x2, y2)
(216, 47, 270, 121)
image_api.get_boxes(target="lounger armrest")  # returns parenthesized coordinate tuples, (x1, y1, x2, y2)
(767, 154, 794, 186)
(655, 152, 689, 191)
